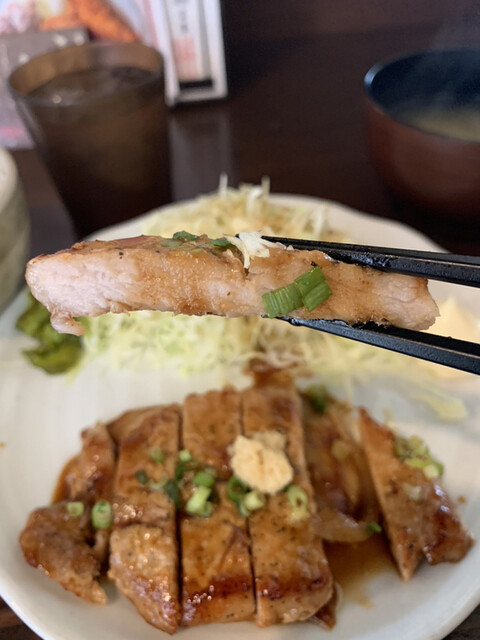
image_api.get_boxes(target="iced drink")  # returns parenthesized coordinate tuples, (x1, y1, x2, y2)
(9, 42, 170, 237)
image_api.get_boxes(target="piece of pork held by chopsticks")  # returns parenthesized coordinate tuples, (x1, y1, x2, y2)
(19, 423, 116, 604)
(25, 233, 438, 336)
(180, 388, 255, 626)
(242, 369, 333, 626)
(108, 405, 181, 635)
(359, 410, 473, 580)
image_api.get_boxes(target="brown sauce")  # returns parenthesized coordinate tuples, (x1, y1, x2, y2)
(325, 536, 396, 609)
(51, 455, 79, 503)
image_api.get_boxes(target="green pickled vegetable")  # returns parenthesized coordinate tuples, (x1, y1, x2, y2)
(24, 340, 83, 375)
(16, 293, 83, 374)
(16, 295, 50, 337)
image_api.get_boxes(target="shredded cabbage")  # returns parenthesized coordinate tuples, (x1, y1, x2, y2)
(81, 180, 473, 421)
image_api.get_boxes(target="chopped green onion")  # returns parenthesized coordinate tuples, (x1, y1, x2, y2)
(294, 266, 325, 297)
(295, 266, 331, 311)
(185, 486, 211, 515)
(91, 500, 112, 529)
(208, 237, 234, 248)
(175, 459, 201, 481)
(394, 436, 411, 460)
(162, 239, 182, 248)
(423, 462, 444, 479)
(404, 458, 427, 470)
(208, 486, 220, 504)
(366, 521, 382, 535)
(149, 447, 165, 464)
(193, 470, 216, 488)
(173, 231, 199, 241)
(204, 466, 217, 478)
(164, 480, 182, 509)
(243, 490, 266, 512)
(261, 265, 332, 318)
(227, 475, 248, 504)
(66, 501, 84, 517)
(150, 476, 168, 491)
(238, 500, 251, 518)
(394, 434, 444, 480)
(135, 469, 149, 485)
(304, 385, 328, 413)
(198, 501, 214, 518)
(262, 283, 303, 318)
(302, 282, 332, 312)
(286, 484, 309, 522)
(179, 449, 192, 463)
(408, 435, 425, 450)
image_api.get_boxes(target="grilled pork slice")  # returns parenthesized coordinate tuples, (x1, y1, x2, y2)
(107, 406, 162, 445)
(180, 387, 255, 626)
(303, 395, 379, 542)
(242, 373, 333, 626)
(109, 525, 178, 635)
(112, 405, 180, 527)
(108, 405, 181, 634)
(63, 422, 116, 505)
(59, 422, 116, 564)
(359, 410, 473, 580)
(181, 484, 255, 626)
(183, 387, 241, 480)
(19, 502, 106, 604)
(25, 234, 438, 335)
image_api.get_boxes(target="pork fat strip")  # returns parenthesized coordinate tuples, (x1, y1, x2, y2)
(359, 410, 473, 580)
(242, 371, 333, 626)
(25, 234, 438, 335)
(19, 502, 106, 604)
(108, 405, 181, 634)
(180, 389, 255, 626)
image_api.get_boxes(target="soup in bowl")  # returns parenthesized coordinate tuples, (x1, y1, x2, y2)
(364, 49, 480, 217)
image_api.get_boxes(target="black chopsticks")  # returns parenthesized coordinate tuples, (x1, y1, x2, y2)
(263, 237, 480, 287)
(262, 236, 480, 375)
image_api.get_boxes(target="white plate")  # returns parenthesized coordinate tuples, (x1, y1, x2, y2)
(0, 196, 479, 640)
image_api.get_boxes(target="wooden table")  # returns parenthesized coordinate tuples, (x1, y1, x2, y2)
(2, 24, 479, 640)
